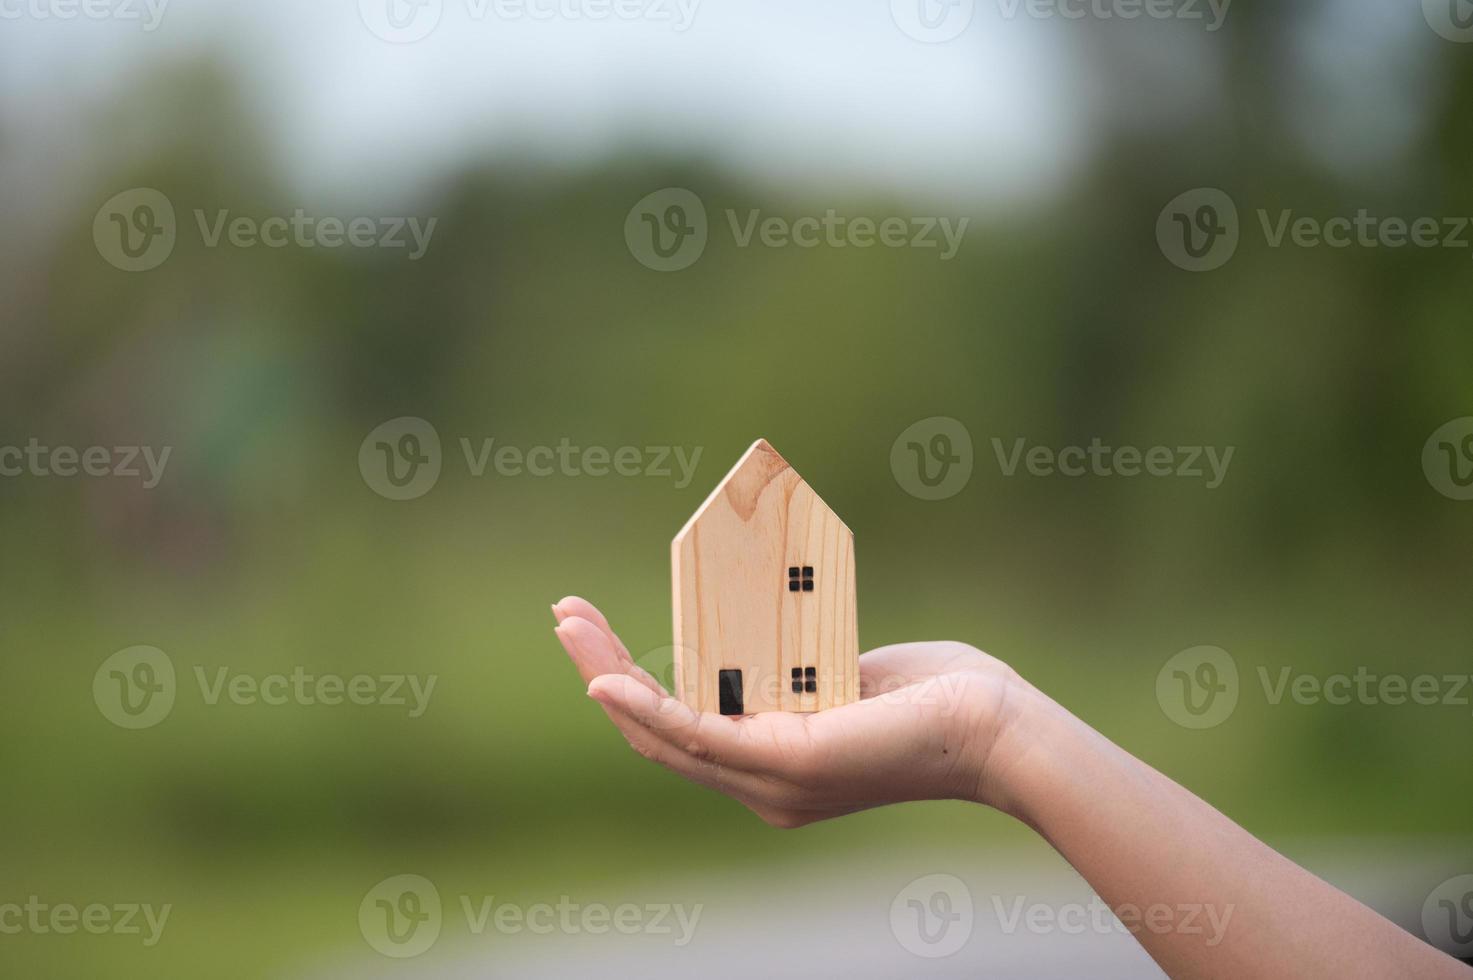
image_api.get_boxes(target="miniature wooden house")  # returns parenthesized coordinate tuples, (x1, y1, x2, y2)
(672, 440, 859, 715)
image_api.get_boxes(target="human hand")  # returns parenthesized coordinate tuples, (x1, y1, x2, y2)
(551, 596, 1037, 828)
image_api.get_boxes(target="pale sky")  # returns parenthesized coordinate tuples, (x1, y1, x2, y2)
(0, 0, 1434, 216)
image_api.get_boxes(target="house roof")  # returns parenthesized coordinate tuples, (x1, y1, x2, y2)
(672, 438, 850, 544)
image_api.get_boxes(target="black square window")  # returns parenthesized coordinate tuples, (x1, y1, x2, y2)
(788, 566, 815, 592)
(792, 666, 818, 694)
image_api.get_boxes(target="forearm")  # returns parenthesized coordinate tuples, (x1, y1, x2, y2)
(983, 684, 1468, 979)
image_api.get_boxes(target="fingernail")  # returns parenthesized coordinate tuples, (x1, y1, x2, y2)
(550, 602, 563, 623)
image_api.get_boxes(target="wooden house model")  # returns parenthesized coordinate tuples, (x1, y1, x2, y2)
(672, 440, 859, 715)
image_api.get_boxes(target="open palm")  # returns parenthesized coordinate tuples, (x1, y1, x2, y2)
(552, 596, 1024, 828)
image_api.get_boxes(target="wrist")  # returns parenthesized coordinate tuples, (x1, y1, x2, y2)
(964, 671, 1087, 827)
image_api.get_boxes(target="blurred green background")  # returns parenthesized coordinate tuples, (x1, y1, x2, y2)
(1, 1, 1471, 976)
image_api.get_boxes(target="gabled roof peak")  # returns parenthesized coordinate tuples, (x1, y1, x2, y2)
(673, 439, 849, 544)
(675, 439, 790, 542)
(737, 437, 788, 471)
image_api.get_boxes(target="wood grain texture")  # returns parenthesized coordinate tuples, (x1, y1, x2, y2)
(672, 439, 859, 714)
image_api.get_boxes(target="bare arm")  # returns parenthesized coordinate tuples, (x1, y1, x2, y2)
(994, 683, 1464, 979)
(552, 596, 1469, 979)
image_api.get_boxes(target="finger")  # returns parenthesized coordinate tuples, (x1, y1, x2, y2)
(554, 617, 666, 695)
(590, 687, 795, 810)
(591, 675, 884, 821)
(588, 673, 811, 777)
(552, 596, 634, 661)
